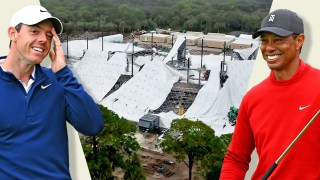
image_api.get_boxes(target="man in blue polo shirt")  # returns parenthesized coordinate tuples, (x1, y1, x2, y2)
(1, 5, 103, 179)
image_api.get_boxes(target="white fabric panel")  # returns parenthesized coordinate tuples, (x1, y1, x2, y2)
(100, 58, 179, 122)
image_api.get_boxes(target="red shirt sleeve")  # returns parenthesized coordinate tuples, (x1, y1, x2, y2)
(220, 95, 255, 179)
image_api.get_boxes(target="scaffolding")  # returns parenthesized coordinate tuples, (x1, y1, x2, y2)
(153, 82, 202, 114)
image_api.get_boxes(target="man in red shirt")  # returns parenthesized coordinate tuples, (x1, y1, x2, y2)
(220, 9, 320, 179)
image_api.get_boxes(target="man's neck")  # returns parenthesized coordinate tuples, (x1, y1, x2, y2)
(273, 60, 301, 81)
(1, 56, 35, 84)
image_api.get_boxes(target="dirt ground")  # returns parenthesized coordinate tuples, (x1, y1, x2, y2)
(138, 133, 202, 180)
(113, 132, 202, 180)
(139, 148, 193, 180)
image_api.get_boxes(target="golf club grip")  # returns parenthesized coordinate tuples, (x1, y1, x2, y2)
(261, 163, 278, 180)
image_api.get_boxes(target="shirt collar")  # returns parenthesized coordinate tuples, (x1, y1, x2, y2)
(0, 65, 36, 80)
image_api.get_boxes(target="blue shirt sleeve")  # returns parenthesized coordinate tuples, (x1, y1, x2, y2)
(55, 66, 103, 136)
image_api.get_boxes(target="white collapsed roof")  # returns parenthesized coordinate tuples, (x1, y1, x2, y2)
(156, 58, 254, 136)
(100, 58, 179, 121)
(73, 51, 127, 102)
(162, 36, 185, 64)
(68, 34, 256, 136)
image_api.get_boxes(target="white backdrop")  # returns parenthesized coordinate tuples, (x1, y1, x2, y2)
(0, 1, 91, 179)
(246, 0, 320, 178)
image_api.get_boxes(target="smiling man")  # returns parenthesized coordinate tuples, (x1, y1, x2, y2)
(0, 5, 103, 179)
(220, 9, 320, 179)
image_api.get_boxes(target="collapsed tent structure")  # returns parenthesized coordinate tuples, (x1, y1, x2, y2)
(65, 33, 257, 136)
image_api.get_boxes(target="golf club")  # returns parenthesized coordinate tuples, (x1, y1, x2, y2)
(261, 109, 320, 180)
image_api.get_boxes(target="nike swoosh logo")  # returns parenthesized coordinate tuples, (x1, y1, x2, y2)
(299, 105, 311, 110)
(41, 84, 51, 89)
(40, 10, 48, 13)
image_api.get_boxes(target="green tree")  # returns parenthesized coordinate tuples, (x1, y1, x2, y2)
(118, 3, 130, 19)
(213, 22, 227, 33)
(41, 0, 272, 34)
(154, 15, 166, 28)
(141, 20, 148, 30)
(133, 21, 142, 31)
(169, 16, 180, 31)
(124, 153, 145, 180)
(160, 118, 224, 180)
(147, 19, 157, 30)
(199, 133, 232, 179)
(244, 14, 260, 32)
(183, 18, 198, 31)
(104, 22, 118, 32)
(119, 21, 127, 34)
(81, 105, 145, 180)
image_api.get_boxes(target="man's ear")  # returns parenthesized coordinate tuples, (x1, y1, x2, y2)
(8, 27, 18, 42)
(296, 33, 305, 50)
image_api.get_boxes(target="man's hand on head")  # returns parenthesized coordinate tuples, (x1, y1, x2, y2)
(49, 28, 66, 73)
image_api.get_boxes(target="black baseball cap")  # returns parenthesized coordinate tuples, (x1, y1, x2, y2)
(252, 9, 304, 39)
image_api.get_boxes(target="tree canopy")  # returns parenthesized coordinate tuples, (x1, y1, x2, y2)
(81, 105, 145, 180)
(160, 118, 227, 180)
(40, 0, 272, 34)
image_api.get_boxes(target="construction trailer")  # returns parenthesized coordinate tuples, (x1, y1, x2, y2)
(139, 33, 170, 43)
(184, 35, 200, 46)
(199, 35, 235, 49)
(186, 31, 204, 36)
(138, 114, 161, 132)
(229, 38, 253, 49)
(167, 33, 200, 46)
(166, 35, 177, 45)
(207, 33, 226, 37)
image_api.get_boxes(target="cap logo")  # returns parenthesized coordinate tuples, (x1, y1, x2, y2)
(10, 5, 63, 35)
(268, 15, 275, 22)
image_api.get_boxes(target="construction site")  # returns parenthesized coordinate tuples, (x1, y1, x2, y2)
(62, 31, 258, 179)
